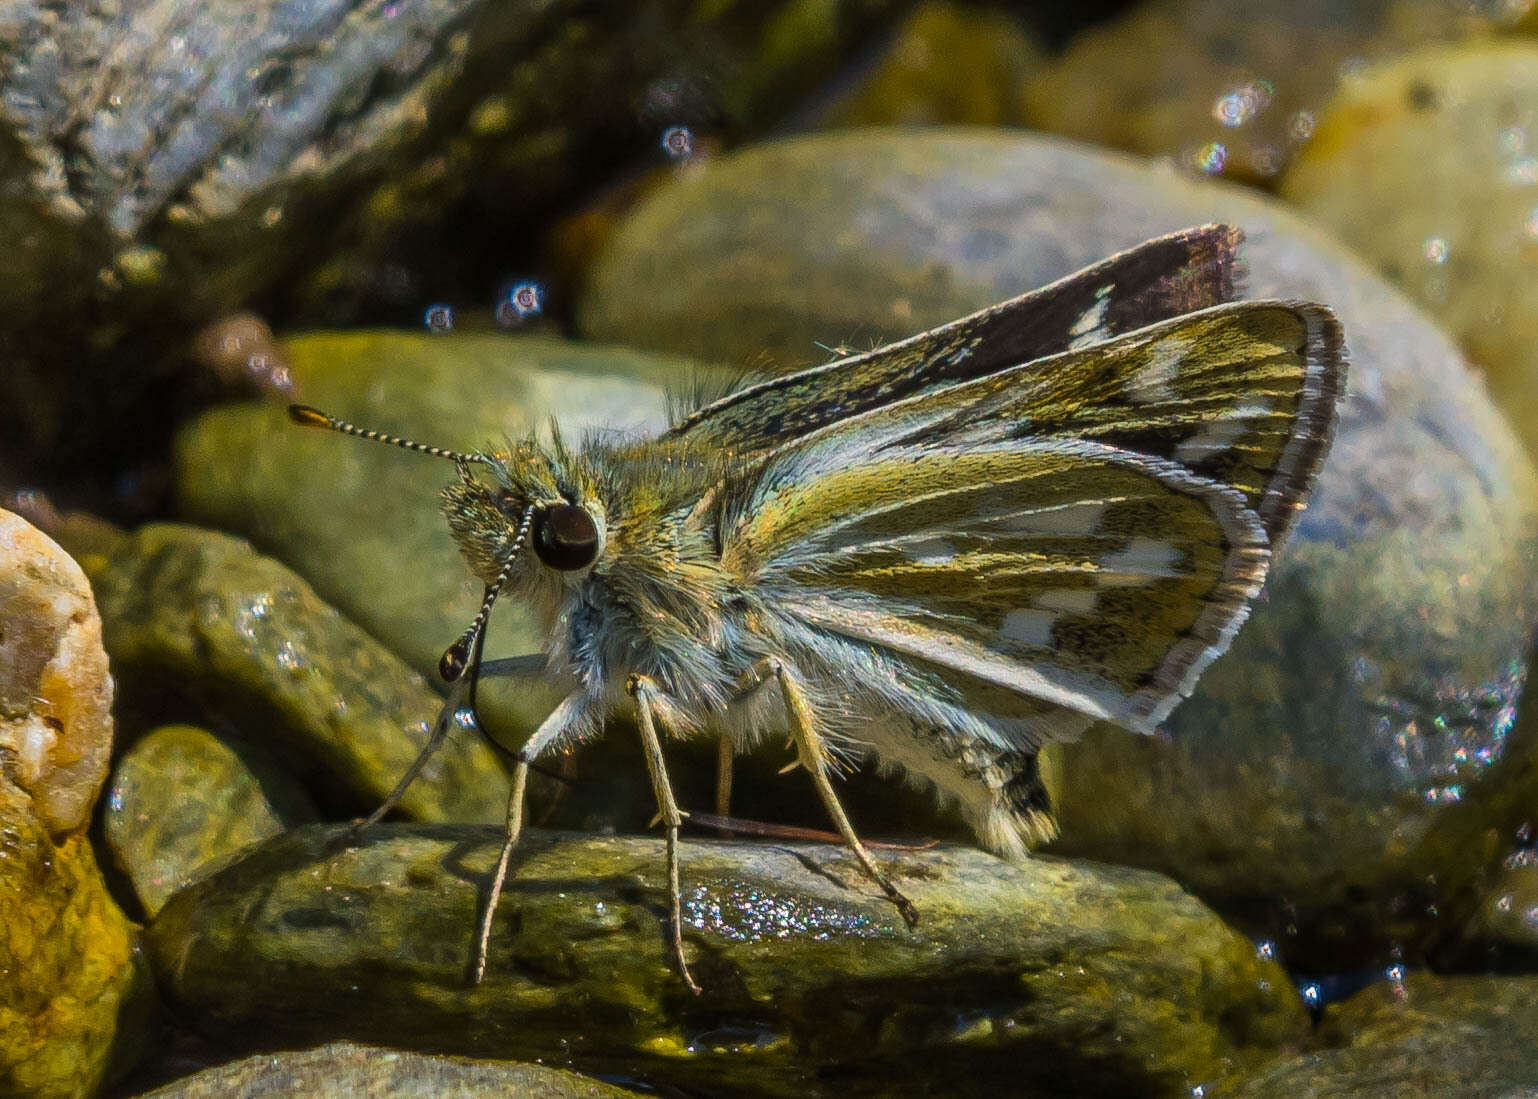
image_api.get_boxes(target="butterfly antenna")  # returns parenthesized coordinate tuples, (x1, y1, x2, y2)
(438, 506, 534, 682)
(289, 404, 490, 468)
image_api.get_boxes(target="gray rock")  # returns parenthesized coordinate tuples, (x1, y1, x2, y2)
(104, 723, 319, 917)
(137, 1040, 633, 1097)
(0, 0, 903, 491)
(86, 521, 508, 825)
(1241, 973, 1538, 1097)
(146, 824, 1308, 1098)
(576, 128, 1538, 968)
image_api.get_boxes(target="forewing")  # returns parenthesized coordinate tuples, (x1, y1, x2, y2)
(806, 301, 1344, 550)
(669, 225, 1244, 452)
(723, 436, 1269, 736)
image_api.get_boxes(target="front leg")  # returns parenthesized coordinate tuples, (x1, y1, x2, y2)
(627, 674, 702, 994)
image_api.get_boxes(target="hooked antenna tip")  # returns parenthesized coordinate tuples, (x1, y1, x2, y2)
(288, 404, 333, 429)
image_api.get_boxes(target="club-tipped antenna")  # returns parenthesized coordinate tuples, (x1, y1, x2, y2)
(438, 505, 534, 682)
(289, 404, 490, 467)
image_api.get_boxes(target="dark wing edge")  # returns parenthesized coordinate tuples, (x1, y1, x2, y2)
(666, 224, 1246, 450)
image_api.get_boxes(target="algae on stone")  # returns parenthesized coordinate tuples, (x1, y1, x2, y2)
(104, 723, 319, 918)
(87, 522, 508, 825)
(147, 824, 1307, 1098)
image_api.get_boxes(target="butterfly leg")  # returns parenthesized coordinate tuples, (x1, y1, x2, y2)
(767, 659, 921, 929)
(627, 674, 703, 994)
(714, 734, 735, 829)
(472, 758, 529, 985)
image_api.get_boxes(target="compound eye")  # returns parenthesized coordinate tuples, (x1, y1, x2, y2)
(532, 503, 600, 571)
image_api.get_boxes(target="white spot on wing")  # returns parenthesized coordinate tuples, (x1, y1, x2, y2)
(906, 536, 959, 565)
(1036, 588, 1097, 614)
(991, 500, 1107, 535)
(1174, 400, 1273, 461)
(1066, 285, 1114, 350)
(1128, 335, 1191, 403)
(1098, 537, 1183, 584)
(999, 608, 1056, 648)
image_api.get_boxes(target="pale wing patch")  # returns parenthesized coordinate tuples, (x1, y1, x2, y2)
(1036, 588, 1098, 614)
(1065, 284, 1114, 350)
(989, 500, 1108, 536)
(999, 608, 1056, 648)
(1125, 334, 1191, 403)
(1174, 400, 1275, 462)
(1098, 537, 1184, 584)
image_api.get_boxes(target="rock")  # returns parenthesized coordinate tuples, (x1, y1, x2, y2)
(0, 0, 903, 505)
(1454, 847, 1538, 966)
(1241, 973, 1538, 1096)
(104, 724, 319, 918)
(0, 770, 151, 1098)
(1279, 41, 1538, 464)
(175, 333, 735, 745)
(147, 824, 1307, 1098)
(0, 507, 115, 836)
(801, 1, 1042, 128)
(576, 128, 1538, 969)
(86, 521, 508, 825)
(137, 1040, 632, 1098)
(1021, 0, 1506, 185)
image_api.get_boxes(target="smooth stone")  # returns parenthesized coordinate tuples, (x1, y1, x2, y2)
(137, 1040, 632, 1098)
(175, 333, 734, 744)
(0, 771, 151, 1097)
(86, 522, 507, 825)
(1280, 41, 1538, 464)
(576, 128, 1538, 968)
(104, 723, 319, 918)
(146, 824, 1308, 1098)
(1241, 973, 1538, 1096)
(799, 1, 1042, 129)
(0, 508, 115, 836)
(1457, 849, 1538, 965)
(1021, 0, 1504, 184)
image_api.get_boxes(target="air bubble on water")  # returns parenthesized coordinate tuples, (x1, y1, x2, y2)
(1422, 236, 1449, 265)
(496, 281, 544, 325)
(1301, 983, 1321, 1007)
(661, 125, 695, 159)
(1256, 939, 1276, 960)
(1192, 141, 1228, 175)
(453, 707, 478, 731)
(424, 303, 454, 332)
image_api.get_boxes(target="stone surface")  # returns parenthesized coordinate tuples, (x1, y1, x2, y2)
(86, 522, 508, 825)
(802, 1, 1042, 128)
(104, 723, 319, 918)
(175, 333, 735, 744)
(1458, 847, 1538, 965)
(1280, 41, 1538, 464)
(1241, 973, 1538, 1096)
(0, 0, 902, 503)
(1022, 0, 1505, 185)
(0, 772, 151, 1099)
(147, 824, 1307, 1098)
(576, 128, 1538, 969)
(138, 1040, 633, 1097)
(0, 508, 115, 836)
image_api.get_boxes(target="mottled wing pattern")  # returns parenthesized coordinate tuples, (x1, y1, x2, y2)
(872, 301, 1345, 548)
(668, 225, 1244, 453)
(724, 437, 1267, 736)
(719, 300, 1345, 740)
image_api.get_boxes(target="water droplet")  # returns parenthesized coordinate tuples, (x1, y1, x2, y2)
(661, 125, 695, 159)
(495, 281, 544, 325)
(1192, 142, 1228, 175)
(424, 303, 454, 332)
(1422, 236, 1449, 265)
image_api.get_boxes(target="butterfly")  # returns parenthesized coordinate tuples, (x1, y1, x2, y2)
(289, 224, 1346, 992)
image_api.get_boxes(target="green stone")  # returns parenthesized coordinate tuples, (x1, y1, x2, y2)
(137, 1041, 632, 1097)
(87, 522, 508, 825)
(147, 824, 1308, 1097)
(104, 723, 319, 917)
(1281, 41, 1538, 465)
(576, 128, 1538, 968)
(1242, 973, 1538, 1096)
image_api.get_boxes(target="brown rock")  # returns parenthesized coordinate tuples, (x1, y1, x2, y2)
(0, 507, 114, 836)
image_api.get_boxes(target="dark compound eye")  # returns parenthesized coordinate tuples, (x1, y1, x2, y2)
(532, 503, 600, 571)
